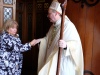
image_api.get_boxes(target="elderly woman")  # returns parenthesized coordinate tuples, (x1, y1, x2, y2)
(0, 19, 36, 75)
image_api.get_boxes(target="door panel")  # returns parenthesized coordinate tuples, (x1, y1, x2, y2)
(0, 0, 16, 28)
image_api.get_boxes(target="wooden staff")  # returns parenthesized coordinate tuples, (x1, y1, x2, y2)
(56, 0, 67, 75)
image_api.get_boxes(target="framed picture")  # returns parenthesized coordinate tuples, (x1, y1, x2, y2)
(37, 0, 45, 2)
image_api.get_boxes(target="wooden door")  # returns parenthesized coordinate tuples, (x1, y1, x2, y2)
(16, 0, 34, 42)
(16, 0, 37, 75)
(35, 0, 51, 39)
(0, 0, 16, 28)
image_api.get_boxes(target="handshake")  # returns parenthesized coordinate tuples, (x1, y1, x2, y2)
(29, 39, 41, 46)
(30, 38, 67, 49)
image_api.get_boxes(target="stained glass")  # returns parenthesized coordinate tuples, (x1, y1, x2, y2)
(4, 0, 13, 4)
(4, 7, 12, 22)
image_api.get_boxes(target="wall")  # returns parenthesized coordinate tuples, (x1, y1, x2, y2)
(58, 0, 100, 75)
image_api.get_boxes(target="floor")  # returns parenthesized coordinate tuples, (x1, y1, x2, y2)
(21, 68, 37, 75)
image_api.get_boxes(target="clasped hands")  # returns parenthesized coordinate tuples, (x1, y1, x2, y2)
(30, 39, 41, 46)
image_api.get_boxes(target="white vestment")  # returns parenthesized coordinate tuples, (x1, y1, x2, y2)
(38, 16, 84, 75)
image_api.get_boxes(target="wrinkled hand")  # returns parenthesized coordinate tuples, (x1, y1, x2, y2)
(30, 39, 41, 46)
(59, 40, 67, 48)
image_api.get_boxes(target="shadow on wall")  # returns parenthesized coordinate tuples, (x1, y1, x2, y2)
(84, 70, 94, 75)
